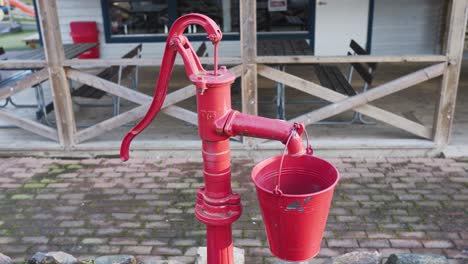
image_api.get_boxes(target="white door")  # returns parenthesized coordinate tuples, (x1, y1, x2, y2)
(314, 0, 369, 55)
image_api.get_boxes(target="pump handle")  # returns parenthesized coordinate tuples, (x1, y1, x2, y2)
(120, 14, 222, 161)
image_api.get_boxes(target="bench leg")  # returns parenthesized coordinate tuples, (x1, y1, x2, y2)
(35, 84, 53, 126)
(113, 96, 120, 116)
(0, 98, 9, 108)
(7, 96, 38, 108)
(314, 112, 359, 125)
(356, 112, 376, 125)
(276, 65, 286, 120)
(314, 112, 376, 125)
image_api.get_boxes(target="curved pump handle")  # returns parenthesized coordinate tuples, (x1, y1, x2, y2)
(120, 14, 222, 161)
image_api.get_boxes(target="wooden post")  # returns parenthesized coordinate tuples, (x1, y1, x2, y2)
(240, 0, 258, 145)
(36, 0, 76, 148)
(433, 0, 468, 146)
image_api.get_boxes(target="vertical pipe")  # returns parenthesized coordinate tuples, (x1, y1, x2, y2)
(201, 139, 234, 264)
(207, 225, 233, 264)
(202, 140, 232, 198)
(195, 71, 238, 264)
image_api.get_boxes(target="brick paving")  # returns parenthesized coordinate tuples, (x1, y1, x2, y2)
(0, 157, 466, 263)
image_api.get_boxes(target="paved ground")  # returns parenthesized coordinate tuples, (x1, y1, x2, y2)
(0, 157, 466, 264)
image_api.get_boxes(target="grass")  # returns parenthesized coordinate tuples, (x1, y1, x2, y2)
(13, 17, 36, 23)
(0, 29, 37, 50)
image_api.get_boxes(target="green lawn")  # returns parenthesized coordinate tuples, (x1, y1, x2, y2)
(0, 29, 37, 51)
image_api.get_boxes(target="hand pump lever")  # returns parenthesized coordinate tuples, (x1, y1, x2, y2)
(120, 13, 307, 264)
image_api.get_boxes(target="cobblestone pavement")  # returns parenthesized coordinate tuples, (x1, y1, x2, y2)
(0, 157, 466, 263)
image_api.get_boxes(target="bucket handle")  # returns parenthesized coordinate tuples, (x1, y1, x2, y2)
(274, 124, 313, 196)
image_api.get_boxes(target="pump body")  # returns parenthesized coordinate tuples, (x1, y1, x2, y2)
(120, 14, 306, 264)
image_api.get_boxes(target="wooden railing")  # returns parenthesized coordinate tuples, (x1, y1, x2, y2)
(0, 0, 466, 152)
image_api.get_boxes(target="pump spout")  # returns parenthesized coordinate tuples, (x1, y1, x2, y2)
(215, 110, 307, 156)
(120, 14, 223, 161)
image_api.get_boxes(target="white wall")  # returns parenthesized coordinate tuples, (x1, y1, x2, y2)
(371, 0, 445, 55)
(56, 0, 446, 58)
(314, 0, 369, 56)
(56, 0, 241, 59)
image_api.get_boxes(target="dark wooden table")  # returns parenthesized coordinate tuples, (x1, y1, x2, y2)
(257, 39, 313, 56)
(14, 43, 98, 61)
(0, 43, 99, 123)
(257, 39, 313, 119)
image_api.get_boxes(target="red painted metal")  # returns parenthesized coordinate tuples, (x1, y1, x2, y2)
(252, 154, 339, 261)
(120, 13, 326, 264)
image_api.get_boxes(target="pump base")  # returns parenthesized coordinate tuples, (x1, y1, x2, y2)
(196, 247, 245, 264)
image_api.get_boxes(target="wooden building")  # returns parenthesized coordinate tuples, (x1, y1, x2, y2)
(0, 0, 467, 157)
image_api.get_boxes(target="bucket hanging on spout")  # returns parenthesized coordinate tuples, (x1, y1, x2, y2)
(251, 136, 339, 262)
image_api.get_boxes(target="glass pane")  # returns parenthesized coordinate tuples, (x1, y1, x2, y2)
(107, 0, 169, 36)
(177, 0, 240, 33)
(257, 0, 309, 32)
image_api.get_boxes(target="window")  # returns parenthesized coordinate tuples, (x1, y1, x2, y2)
(101, 0, 312, 43)
(257, 0, 311, 39)
(101, 0, 240, 43)
(107, 0, 169, 36)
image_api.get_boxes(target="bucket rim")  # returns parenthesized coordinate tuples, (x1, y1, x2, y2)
(251, 154, 340, 198)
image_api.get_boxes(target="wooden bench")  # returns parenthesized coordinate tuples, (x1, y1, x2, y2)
(72, 43, 142, 99)
(313, 39, 377, 124)
(0, 47, 48, 121)
(37, 44, 143, 121)
(0, 70, 48, 120)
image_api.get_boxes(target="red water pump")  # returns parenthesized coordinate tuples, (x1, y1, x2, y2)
(121, 13, 339, 264)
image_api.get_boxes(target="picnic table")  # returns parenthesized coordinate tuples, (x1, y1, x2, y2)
(257, 39, 313, 119)
(0, 43, 99, 123)
(14, 43, 98, 62)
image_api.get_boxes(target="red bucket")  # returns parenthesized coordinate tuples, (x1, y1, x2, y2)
(251, 153, 339, 262)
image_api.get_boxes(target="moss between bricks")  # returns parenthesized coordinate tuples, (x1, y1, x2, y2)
(7, 163, 92, 200)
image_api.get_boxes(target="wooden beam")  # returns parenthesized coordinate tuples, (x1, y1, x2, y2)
(0, 60, 47, 70)
(75, 104, 150, 143)
(0, 69, 49, 99)
(162, 106, 198, 125)
(433, 0, 468, 146)
(36, 0, 76, 148)
(226, 64, 243, 77)
(0, 109, 58, 141)
(75, 105, 197, 144)
(257, 64, 445, 139)
(289, 63, 445, 128)
(240, 1, 257, 115)
(67, 68, 153, 104)
(240, 0, 257, 146)
(59, 55, 450, 69)
(63, 57, 243, 68)
(72, 65, 243, 143)
(256, 55, 448, 64)
(68, 65, 242, 107)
